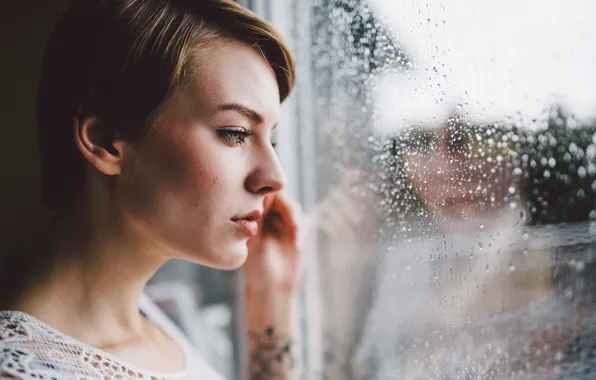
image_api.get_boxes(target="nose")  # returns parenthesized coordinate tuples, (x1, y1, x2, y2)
(245, 145, 287, 195)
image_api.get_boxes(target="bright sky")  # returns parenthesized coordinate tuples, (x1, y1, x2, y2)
(369, 0, 596, 133)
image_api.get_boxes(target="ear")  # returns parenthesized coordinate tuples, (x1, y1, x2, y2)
(73, 116, 124, 176)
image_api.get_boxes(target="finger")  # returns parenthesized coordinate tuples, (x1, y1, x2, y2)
(259, 193, 290, 234)
(263, 194, 276, 214)
(340, 169, 363, 187)
(317, 214, 346, 241)
(277, 191, 304, 216)
(312, 196, 345, 232)
(320, 183, 372, 233)
(267, 193, 314, 251)
(314, 202, 357, 244)
(278, 193, 305, 243)
(262, 209, 284, 236)
(266, 192, 301, 242)
(327, 187, 367, 226)
(327, 205, 361, 241)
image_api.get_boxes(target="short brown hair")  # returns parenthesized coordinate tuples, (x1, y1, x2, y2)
(37, 0, 295, 209)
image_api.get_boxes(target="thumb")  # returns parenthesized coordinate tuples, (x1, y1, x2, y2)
(263, 194, 276, 215)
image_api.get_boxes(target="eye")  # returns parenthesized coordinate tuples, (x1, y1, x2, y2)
(217, 127, 254, 146)
(404, 130, 434, 152)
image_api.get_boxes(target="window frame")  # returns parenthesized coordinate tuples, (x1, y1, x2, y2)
(234, 1, 323, 379)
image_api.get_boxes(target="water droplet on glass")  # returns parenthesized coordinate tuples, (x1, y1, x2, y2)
(578, 166, 587, 178)
(586, 144, 596, 159)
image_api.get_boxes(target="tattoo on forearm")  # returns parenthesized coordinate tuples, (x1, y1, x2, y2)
(249, 326, 296, 379)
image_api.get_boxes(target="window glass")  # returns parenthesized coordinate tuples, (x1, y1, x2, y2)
(301, 0, 596, 379)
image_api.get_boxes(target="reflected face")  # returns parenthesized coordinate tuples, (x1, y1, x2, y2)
(117, 40, 285, 269)
(404, 128, 514, 226)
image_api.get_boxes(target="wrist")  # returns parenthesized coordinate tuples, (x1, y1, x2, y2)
(245, 287, 297, 329)
(244, 284, 301, 379)
(245, 284, 297, 300)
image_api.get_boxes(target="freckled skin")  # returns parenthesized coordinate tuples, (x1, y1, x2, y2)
(115, 40, 285, 269)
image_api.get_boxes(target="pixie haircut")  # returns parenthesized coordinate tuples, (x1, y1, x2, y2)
(36, 0, 295, 209)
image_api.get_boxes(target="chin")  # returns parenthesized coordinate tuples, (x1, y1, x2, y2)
(188, 241, 249, 270)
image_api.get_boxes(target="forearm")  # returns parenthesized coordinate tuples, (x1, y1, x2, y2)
(245, 288, 300, 380)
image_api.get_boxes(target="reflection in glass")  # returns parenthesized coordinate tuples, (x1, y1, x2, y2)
(301, 0, 596, 379)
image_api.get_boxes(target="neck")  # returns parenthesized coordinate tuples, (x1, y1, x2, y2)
(14, 203, 169, 347)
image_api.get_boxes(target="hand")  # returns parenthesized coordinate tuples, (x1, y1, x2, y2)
(314, 170, 378, 247)
(244, 192, 307, 295)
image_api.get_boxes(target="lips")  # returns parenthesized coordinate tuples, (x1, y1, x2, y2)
(231, 210, 262, 238)
(232, 210, 263, 222)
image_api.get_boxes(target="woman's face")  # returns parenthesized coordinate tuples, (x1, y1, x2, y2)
(404, 128, 513, 228)
(116, 40, 285, 269)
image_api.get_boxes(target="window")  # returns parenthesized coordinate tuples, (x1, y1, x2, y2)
(268, 0, 596, 379)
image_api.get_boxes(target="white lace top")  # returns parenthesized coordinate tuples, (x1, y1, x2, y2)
(0, 295, 225, 380)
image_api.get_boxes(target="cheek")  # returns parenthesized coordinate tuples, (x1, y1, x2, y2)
(158, 133, 225, 193)
(406, 159, 437, 200)
(119, 135, 222, 220)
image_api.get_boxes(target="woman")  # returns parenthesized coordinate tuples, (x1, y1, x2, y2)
(0, 0, 303, 379)
(355, 119, 596, 379)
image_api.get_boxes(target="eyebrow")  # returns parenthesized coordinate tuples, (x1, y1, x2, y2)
(216, 103, 264, 124)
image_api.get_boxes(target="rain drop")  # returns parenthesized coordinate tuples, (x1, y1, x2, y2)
(578, 166, 587, 178)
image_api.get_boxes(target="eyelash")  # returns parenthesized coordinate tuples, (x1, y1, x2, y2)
(217, 127, 278, 148)
(217, 128, 254, 145)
